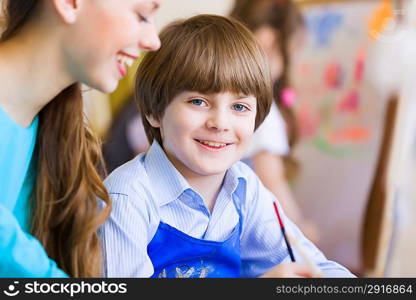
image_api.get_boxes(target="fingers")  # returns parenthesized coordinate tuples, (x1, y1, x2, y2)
(259, 263, 317, 278)
(289, 263, 315, 278)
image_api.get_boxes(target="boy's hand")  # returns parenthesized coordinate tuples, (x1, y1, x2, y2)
(259, 263, 316, 278)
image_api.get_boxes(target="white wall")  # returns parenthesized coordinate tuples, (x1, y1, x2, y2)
(155, 0, 235, 30)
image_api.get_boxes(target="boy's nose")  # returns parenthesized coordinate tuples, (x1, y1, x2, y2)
(206, 110, 230, 132)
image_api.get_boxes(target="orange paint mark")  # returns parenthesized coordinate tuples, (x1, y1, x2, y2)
(329, 127, 370, 143)
(369, 0, 393, 40)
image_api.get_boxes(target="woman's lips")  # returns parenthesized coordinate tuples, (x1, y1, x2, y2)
(115, 51, 139, 77)
(116, 60, 127, 77)
(119, 51, 139, 60)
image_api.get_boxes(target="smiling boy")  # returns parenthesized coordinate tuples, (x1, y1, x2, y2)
(98, 14, 354, 278)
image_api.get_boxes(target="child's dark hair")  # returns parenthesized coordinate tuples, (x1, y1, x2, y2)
(135, 14, 273, 145)
(230, 0, 305, 179)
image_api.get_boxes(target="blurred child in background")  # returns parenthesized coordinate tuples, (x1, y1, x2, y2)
(103, 95, 149, 173)
(230, 0, 319, 242)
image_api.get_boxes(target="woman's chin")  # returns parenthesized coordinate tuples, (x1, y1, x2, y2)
(93, 79, 119, 94)
(83, 70, 120, 94)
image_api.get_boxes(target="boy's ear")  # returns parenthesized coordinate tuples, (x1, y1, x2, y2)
(51, 0, 82, 24)
(146, 115, 161, 128)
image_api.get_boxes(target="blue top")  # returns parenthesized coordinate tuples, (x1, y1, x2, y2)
(99, 141, 355, 277)
(0, 106, 67, 278)
(0, 106, 38, 229)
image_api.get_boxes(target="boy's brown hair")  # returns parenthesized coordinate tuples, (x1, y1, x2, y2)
(135, 14, 273, 145)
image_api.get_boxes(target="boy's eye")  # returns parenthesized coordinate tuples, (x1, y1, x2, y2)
(190, 99, 207, 107)
(233, 104, 249, 112)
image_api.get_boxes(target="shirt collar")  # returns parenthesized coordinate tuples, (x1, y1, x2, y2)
(223, 163, 248, 200)
(144, 140, 192, 207)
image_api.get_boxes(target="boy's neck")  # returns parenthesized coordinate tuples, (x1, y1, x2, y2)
(185, 173, 225, 213)
(161, 144, 228, 213)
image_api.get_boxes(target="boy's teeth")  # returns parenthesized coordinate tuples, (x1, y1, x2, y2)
(199, 140, 226, 147)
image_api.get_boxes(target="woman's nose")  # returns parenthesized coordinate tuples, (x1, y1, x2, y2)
(138, 26, 161, 51)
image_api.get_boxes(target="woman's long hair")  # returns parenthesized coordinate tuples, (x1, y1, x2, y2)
(230, 0, 304, 180)
(1, 0, 111, 277)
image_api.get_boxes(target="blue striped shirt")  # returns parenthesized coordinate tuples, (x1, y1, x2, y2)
(98, 141, 354, 278)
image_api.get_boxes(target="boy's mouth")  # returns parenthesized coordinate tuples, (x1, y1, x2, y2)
(195, 139, 232, 150)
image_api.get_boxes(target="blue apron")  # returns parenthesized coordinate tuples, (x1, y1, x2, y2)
(147, 197, 243, 278)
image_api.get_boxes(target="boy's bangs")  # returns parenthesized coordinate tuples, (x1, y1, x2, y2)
(171, 28, 268, 98)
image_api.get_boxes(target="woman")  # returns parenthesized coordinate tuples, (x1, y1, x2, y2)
(0, 0, 160, 277)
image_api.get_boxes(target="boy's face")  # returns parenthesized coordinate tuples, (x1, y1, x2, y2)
(148, 91, 257, 179)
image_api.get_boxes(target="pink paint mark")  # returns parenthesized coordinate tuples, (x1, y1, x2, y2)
(297, 104, 319, 137)
(329, 127, 370, 143)
(324, 62, 344, 89)
(338, 91, 360, 113)
(354, 48, 366, 82)
(281, 87, 296, 107)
